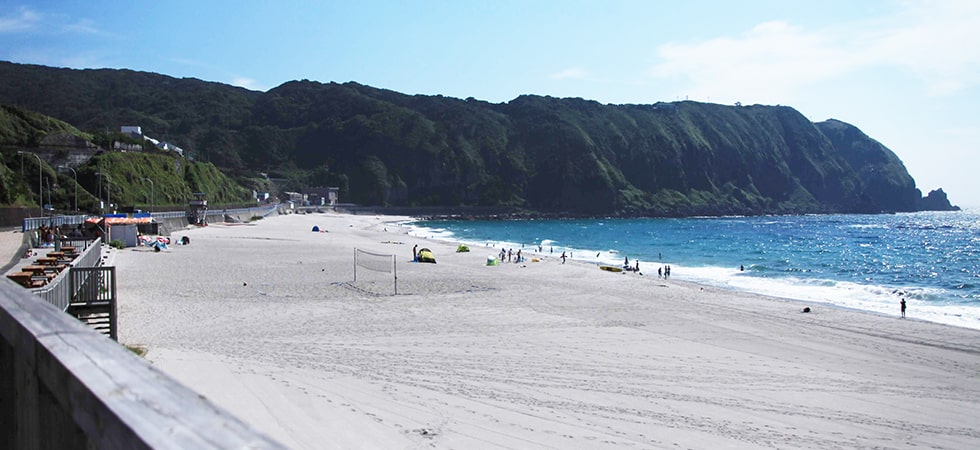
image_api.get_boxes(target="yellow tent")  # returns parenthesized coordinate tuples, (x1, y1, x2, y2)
(418, 248, 437, 263)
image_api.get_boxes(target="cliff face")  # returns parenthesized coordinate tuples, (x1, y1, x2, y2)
(815, 119, 923, 212)
(0, 61, 958, 215)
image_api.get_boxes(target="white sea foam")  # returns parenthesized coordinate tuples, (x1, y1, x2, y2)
(678, 264, 980, 330)
(404, 216, 980, 330)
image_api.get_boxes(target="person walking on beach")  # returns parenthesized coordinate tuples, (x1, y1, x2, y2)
(413, 244, 418, 262)
(561, 251, 567, 264)
(901, 298, 907, 318)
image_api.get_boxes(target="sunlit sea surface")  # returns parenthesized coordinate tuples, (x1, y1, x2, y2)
(407, 210, 980, 330)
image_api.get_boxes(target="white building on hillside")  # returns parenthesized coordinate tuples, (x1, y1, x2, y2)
(121, 126, 142, 136)
(119, 126, 184, 156)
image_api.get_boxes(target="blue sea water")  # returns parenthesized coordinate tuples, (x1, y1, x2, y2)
(408, 210, 980, 330)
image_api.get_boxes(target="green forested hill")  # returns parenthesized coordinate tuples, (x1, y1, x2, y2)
(0, 104, 253, 212)
(0, 61, 957, 216)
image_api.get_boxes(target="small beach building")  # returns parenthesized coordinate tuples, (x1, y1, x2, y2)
(302, 187, 340, 206)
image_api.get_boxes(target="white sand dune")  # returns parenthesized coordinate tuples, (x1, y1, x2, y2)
(113, 212, 980, 449)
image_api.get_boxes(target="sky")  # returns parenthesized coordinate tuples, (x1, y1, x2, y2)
(1, 0, 977, 207)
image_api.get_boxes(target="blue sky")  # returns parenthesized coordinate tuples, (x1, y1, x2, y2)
(2, 1, 978, 207)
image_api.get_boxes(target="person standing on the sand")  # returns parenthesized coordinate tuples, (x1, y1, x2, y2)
(901, 298, 907, 318)
(413, 244, 418, 262)
(561, 251, 567, 264)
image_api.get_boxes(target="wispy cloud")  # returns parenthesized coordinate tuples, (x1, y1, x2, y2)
(168, 58, 267, 90)
(651, 20, 854, 103)
(867, 0, 980, 96)
(0, 6, 113, 39)
(0, 6, 40, 33)
(63, 18, 103, 35)
(650, 1, 980, 102)
(550, 67, 589, 80)
(231, 77, 265, 91)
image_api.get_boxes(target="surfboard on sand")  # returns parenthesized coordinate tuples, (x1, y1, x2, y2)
(599, 265, 623, 273)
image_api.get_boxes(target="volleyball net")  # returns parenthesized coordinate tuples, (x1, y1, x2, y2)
(353, 248, 397, 295)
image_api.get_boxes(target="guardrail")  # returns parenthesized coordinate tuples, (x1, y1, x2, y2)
(0, 285, 286, 449)
(22, 205, 279, 232)
(150, 210, 187, 220)
(21, 214, 88, 233)
(55, 236, 92, 252)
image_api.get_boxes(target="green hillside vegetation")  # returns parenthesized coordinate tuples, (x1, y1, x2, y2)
(0, 105, 89, 206)
(0, 61, 958, 216)
(79, 152, 254, 208)
(0, 104, 92, 146)
(1, 105, 253, 212)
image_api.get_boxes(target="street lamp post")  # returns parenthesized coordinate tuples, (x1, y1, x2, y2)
(45, 177, 52, 211)
(58, 165, 77, 212)
(95, 171, 112, 239)
(17, 151, 42, 214)
(141, 177, 154, 213)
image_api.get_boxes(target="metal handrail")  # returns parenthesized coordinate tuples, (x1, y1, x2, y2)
(22, 205, 278, 231)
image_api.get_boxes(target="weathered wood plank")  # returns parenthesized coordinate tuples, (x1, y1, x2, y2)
(1, 338, 17, 450)
(1, 284, 286, 449)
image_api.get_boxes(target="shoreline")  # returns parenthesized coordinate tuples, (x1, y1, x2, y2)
(404, 213, 980, 332)
(104, 211, 980, 448)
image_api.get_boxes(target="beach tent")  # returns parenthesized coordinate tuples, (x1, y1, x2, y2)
(418, 248, 437, 263)
(486, 256, 499, 266)
(312, 225, 320, 232)
(456, 244, 470, 253)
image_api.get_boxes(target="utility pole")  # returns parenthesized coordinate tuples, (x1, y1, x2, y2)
(96, 172, 112, 213)
(141, 177, 154, 212)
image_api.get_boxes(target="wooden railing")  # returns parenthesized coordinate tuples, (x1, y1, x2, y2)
(66, 266, 117, 340)
(0, 285, 286, 449)
(35, 237, 102, 313)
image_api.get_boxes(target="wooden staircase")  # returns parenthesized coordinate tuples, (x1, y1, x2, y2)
(66, 266, 117, 340)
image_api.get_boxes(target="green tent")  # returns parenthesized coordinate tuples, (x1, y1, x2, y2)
(418, 248, 437, 263)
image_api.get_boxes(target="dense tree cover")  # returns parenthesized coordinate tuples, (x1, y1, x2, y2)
(0, 61, 957, 215)
(0, 104, 253, 211)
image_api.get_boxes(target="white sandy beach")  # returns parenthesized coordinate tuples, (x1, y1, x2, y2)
(105, 212, 980, 449)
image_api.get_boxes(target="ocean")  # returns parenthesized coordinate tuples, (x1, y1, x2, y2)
(407, 210, 980, 330)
